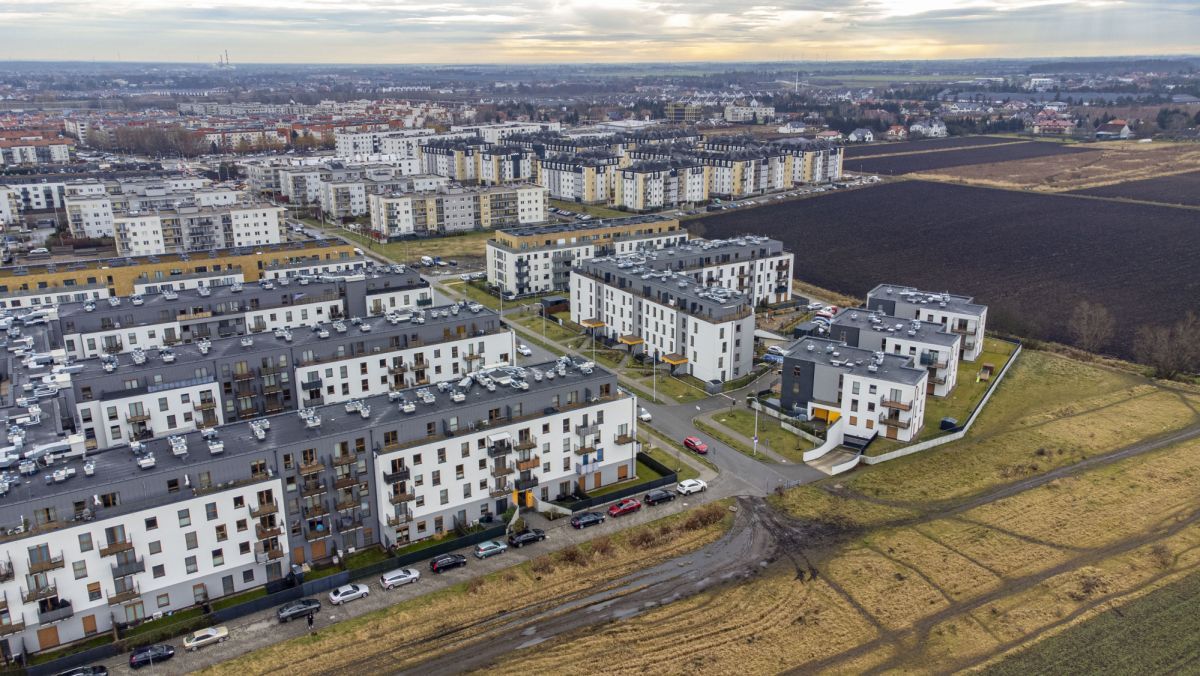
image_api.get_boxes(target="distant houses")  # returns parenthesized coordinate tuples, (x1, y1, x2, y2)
(1096, 119, 1132, 139)
(847, 128, 874, 143)
(908, 118, 948, 138)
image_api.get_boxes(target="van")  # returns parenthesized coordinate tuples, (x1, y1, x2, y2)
(420, 256, 434, 266)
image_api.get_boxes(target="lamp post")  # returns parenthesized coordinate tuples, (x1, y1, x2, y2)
(752, 405, 760, 458)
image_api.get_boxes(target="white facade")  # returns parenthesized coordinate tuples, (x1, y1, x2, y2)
(0, 187, 19, 226)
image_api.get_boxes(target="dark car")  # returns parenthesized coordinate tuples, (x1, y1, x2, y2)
(570, 512, 605, 529)
(129, 644, 175, 670)
(276, 597, 321, 623)
(55, 667, 108, 676)
(644, 489, 677, 506)
(507, 528, 546, 548)
(430, 553, 467, 573)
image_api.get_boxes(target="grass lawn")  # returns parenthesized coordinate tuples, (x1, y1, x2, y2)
(549, 199, 628, 219)
(125, 607, 205, 637)
(641, 446, 699, 482)
(586, 460, 664, 499)
(344, 547, 391, 570)
(712, 409, 812, 463)
(28, 635, 112, 665)
(622, 369, 707, 404)
(305, 220, 493, 263)
(212, 586, 269, 611)
(693, 418, 779, 463)
(507, 313, 585, 345)
(304, 563, 345, 581)
(865, 337, 1018, 457)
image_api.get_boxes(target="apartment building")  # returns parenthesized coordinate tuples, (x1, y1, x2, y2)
(0, 139, 73, 166)
(724, 99, 776, 123)
(1, 186, 22, 226)
(277, 167, 324, 206)
(0, 241, 359, 304)
(806, 309, 961, 398)
(780, 336, 929, 443)
(866, 285, 988, 362)
(449, 122, 562, 145)
(613, 160, 708, 212)
(112, 202, 285, 256)
(334, 128, 434, 157)
(536, 153, 622, 204)
(627, 236, 793, 307)
(664, 102, 707, 124)
(54, 269, 431, 359)
(570, 256, 754, 383)
(63, 178, 236, 240)
(367, 184, 547, 239)
(486, 216, 686, 297)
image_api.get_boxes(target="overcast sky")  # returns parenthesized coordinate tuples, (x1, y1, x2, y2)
(1, 0, 1197, 64)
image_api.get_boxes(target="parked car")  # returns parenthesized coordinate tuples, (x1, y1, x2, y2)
(570, 511, 606, 529)
(474, 540, 508, 559)
(507, 528, 546, 548)
(380, 567, 421, 589)
(328, 583, 369, 605)
(683, 436, 709, 454)
(638, 407, 652, 422)
(608, 498, 642, 517)
(430, 553, 468, 573)
(183, 626, 229, 651)
(129, 645, 175, 669)
(676, 479, 708, 495)
(55, 667, 108, 676)
(767, 345, 787, 356)
(644, 489, 677, 506)
(516, 344, 533, 357)
(276, 597, 321, 623)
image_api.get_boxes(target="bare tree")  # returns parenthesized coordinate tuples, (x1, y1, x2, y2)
(1068, 301, 1115, 353)
(1134, 313, 1200, 379)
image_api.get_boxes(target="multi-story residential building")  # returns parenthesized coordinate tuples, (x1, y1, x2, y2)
(367, 184, 547, 239)
(613, 160, 708, 212)
(808, 309, 961, 398)
(450, 122, 562, 145)
(277, 167, 324, 207)
(623, 235, 794, 307)
(724, 99, 775, 123)
(0, 241, 359, 306)
(63, 195, 115, 239)
(536, 153, 622, 204)
(780, 335, 929, 443)
(486, 216, 686, 297)
(318, 181, 368, 221)
(54, 269, 431, 359)
(664, 102, 707, 124)
(866, 285, 988, 362)
(334, 128, 435, 157)
(0, 139, 73, 165)
(570, 256, 754, 383)
(1, 186, 21, 226)
(112, 203, 285, 256)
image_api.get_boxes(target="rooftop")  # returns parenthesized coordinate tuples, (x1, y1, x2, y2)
(574, 256, 751, 322)
(495, 214, 677, 239)
(829, 308, 961, 347)
(868, 284, 987, 317)
(784, 336, 927, 386)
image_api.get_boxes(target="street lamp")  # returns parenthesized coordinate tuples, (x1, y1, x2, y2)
(752, 405, 760, 458)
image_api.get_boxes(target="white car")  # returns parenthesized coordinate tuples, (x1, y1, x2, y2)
(380, 568, 421, 589)
(328, 583, 369, 605)
(676, 479, 708, 495)
(638, 407, 652, 422)
(183, 625, 229, 651)
(516, 344, 533, 357)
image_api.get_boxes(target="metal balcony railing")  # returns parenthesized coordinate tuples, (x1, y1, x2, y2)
(383, 467, 411, 483)
(111, 557, 145, 578)
(99, 538, 134, 557)
(38, 601, 73, 624)
(249, 500, 278, 518)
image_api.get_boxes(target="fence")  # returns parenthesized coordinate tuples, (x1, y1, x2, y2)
(862, 341, 1022, 465)
(554, 452, 678, 513)
(23, 643, 119, 676)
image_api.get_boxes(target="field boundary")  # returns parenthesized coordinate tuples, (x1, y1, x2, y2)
(862, 340, 1023, 465)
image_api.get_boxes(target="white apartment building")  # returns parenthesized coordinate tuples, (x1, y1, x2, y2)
(0, 141, 72, 166)
(334, 128, 435, 157)
(723, 99, 776, 123)
(536, 155, 620, 204)
(866, 285, 989, 362)
(278, 167, 324, 206)
(613, 161, 708, 212)
(781, 336, 930, 443)
(319, 181, 369, 220)
(367, 184, 547, 239)
(570, 259, 754, 383)
(450, 122, 562, 145)
(0, 187, 20, 226)
(820, 309, 962, 398)
(112, 203, 284, 256)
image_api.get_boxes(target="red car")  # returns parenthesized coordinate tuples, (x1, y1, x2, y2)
(683, 436, 709, 454)
(607, 498, 641, 517)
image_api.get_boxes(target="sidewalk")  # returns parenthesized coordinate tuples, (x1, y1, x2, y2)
(694, 410, 791, 463)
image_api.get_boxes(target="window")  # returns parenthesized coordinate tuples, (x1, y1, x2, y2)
(145, 517, 158, 531)
(87, 582, 102, 602)
(178, 508, 191, 527)
(236, 519, 248, 532)
(153, 564, 166, 578)
(239, 542, 251, 555)
(78, 533, 93, 553)
(157, 594, 170, 608)
(149, 540, 162, 555)
(243, 569, 255, 584)
(185, 556, 198, 574)
(185, 532, 198, 550)
(215, 525, 228, 542)
(212, 549, 224, 567)
(167, 479, 180, 493)
(206, 502, 218, 521)
(440, 489, 449, 505)
(431, 470, 441, 486)
(73, 560, 87, 580)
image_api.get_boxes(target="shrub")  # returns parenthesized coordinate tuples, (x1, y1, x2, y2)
(628, 529, 661, 550)
(556, 547, 589, 567)
(466, 577, 486, 595)
(682, 504, 726, 531)
(530, 556, 556, 575)
(590, 536, 614, 557)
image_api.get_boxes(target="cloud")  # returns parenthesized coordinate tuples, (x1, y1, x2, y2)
(0, 0, 1194, 63)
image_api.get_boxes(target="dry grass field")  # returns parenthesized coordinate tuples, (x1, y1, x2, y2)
(485, 403, 1200, 675)
(914, 142, 1200, 193)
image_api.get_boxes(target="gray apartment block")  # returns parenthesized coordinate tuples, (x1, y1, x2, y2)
(780, 336, 927, 414)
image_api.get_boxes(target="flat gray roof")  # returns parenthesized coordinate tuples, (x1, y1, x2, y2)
(830, 308, 960, 347)
(784, 336, 927, 385)
(868, 284, 986, 317)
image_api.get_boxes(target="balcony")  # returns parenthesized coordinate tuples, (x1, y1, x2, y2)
(516, 456, 540, 472)
(193, 399, 217, 411)
(22, 583, 57, 604)
(38, 601, 73, 624)
(389, 491, 415, 505)
(337, 516, 362, 533)
(383, 467, 411, 483)
(263, 383, 283, 395)
(576, 461, 600, 477)
(491, 464, 514, 477)
(388, 364, 408, 375)
(881, 399, 912, 411)
(111, 557, 145, 578)
(463, 353, 482, 362)
(255, 544, 284, 563)
(304, 503, 329, 518)
(333, 476, 358, 490)
(233, 370, 256, 382)
(920, 355, 949, 369)
(575, 423, 600, 437)
(879, 415, 911, 430)
(0, 561, 14, 582)
(125, 412, 151, 424)
(614, 433, 635, 446)
(950, 325, 973, 335)
(335, 495, 358, 510)
(489, 487, 510, 498)
(331, 454, 356, 467)
(386, 513, 411, 528)
(299, 459, 325, 475)
(107, 585, 140, 605)
(99, 538, 134, 557)
(255, 523, 282, 540)
(301, 378, 323, 390)
(305, 525, 331, 542)
(249, 501, 278, 518)
(0, 621, 24, 637)
(487, 443, 512, 458)
(514, 437, 538, 451)
(574, 445, 597, 456)
(28, 554, 64, 574)
(515, 477, 539, 491)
